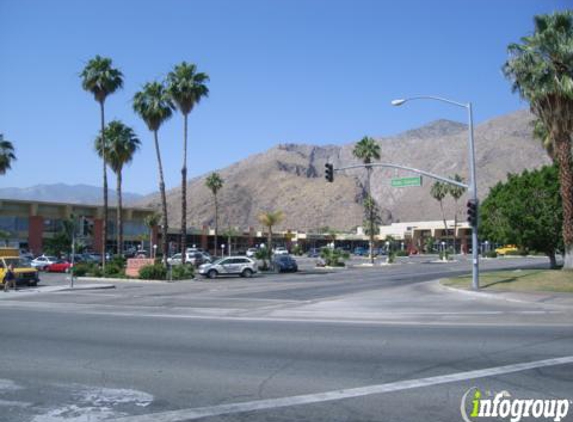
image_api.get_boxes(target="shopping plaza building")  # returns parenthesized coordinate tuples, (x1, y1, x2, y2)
(0, 198, 473, 255)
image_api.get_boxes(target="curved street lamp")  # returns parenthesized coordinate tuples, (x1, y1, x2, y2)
(392, 95, 479, 290)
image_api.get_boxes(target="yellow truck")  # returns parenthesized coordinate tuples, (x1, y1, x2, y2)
(0, 248, 39, 287)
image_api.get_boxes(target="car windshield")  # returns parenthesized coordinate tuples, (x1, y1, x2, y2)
(211, 258, 227, 266)
(4, 258, 33, 268)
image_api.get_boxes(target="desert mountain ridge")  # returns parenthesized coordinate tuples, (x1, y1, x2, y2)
(139, 109, 552, 232)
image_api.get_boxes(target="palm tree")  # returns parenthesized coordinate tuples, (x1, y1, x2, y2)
(144, 213, 161, 257)
(166, 62, 210, 262)
(95, 120, 141, 256)
(0, 134, 16, 175)
(352, 136, 381, 264)
(133, 82, 174, 265)
(447, 174, 466, 254)
(205, 172, 224, 255)
(431, 181, 449, 243)
(80, 55, 123, 268)
(503, 11, 573, 269)
(258, 211, 284, 257)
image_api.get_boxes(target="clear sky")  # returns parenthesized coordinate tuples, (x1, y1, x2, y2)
(0, 0, 569, 194)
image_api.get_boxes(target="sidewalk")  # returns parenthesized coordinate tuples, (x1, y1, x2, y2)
(0, 283, 115, 299)
(438, 281, 573, 309)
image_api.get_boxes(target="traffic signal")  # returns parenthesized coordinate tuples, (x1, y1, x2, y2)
(325, 163, 334, 183)
(467, 199, 478, 227)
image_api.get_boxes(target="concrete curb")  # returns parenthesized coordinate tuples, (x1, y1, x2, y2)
(0, 283, 115, 298)
(435, 279, 572, 310)
(76, 276, 193, 284)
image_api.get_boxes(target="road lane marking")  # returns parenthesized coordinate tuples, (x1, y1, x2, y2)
(109, 355, 573, 422)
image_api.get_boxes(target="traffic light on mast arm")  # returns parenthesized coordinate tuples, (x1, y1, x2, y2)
(467, 199, 478, 227)
(325, 163, 334, 183)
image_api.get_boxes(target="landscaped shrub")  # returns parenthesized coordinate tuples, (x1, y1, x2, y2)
(72, 263, 91, 277)
(387, 251, 396, 263)
(485, 250, 498, 258)
(139, 264, 167, 280)
(171, 264, 195, 280)
(396, 250, 409, 257)
(320, 248, 347, 267)
(103, 262, 125, 278)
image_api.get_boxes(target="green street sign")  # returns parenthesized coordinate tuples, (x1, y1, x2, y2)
(391, 176, 422, 187)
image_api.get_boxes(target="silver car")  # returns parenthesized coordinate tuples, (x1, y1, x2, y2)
(198, 256, 257, 279)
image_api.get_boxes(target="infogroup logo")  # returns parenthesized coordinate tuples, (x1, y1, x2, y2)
(461, 387, 570, 422)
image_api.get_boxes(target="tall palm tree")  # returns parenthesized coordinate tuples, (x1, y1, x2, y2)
(80, 55, 123, 268)
(431, 181, 449, 242)
(352, 136, 381, 264)
(95, 120, 141, 255)
(205, 172, 224, 255)
(447, 174, 466, 254)
(166, 62, 210, 263)
(133, 82, 174, 265)
(144, 213, 161, 257)
(503, 11, 573, 269)
(0, 134, 16, 175)
(258, 211, 284, 257)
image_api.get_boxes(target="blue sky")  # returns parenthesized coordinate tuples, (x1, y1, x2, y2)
(0, 0, 569, 194)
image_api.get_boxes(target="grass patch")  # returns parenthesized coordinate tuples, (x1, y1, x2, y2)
(442, 269, 573, 293)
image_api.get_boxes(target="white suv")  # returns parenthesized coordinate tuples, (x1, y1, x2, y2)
(198, 257, 257, 279)
(273, 247, 289, 255)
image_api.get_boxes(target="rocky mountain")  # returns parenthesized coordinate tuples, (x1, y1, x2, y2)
(140, 109, 552, 231)
(0, 184, 144, 206)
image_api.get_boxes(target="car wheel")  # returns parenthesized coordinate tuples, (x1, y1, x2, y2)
(241, 268, 253, 278)
(207, 269, 218, 279)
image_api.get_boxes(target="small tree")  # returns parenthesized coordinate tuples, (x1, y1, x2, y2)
(480, 165, 562, 268)
(258, 211, 284, 254)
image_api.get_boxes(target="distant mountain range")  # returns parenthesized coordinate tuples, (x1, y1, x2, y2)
(139, 109, 552, 231)
(0, 184, 144, 206)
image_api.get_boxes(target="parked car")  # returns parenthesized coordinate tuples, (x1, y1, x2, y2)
(168, 252, 211, 266)
(273, 247, 289, 255)
(198, 257, 257, 279)
(495, 245, 519, 256)
(31, 255, 59, 270)
(46, 260, 73, 273)
(246, 248, 258, 258)
(272, 255, 298, 273)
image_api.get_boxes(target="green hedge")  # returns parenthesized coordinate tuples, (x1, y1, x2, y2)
(139, 264, 167, 280)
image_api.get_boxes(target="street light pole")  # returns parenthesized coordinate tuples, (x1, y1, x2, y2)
(392, 95, 479, 290)
(466, 102, 479, 291)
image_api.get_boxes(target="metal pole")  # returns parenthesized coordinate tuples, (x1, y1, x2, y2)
(467, 103, 479, 290)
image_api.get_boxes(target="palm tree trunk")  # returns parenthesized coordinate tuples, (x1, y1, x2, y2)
(214, 193, 218, 257)
(439, 200, 448, 243)
(154, 130, 169, 265)
(100, 101, 107, 271)
(117, 170, 123, 257)
(367, 166, 374, 264)
(453, 199, 458, 254)
(268, 227, 272, 257)
(555, 134, 573, 269)
(180, 114, 188, 263)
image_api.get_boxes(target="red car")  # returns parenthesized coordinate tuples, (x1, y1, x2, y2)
(45, 260, 73, 273)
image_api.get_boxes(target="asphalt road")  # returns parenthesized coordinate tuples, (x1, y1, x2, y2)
(0, 256, 571, 422)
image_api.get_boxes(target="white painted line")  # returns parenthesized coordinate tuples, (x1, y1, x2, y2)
(109, 355, 573, 422)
